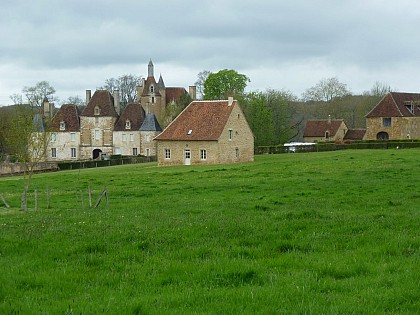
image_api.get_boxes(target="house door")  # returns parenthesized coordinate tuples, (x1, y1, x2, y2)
(93, 149, 102, 160)
(184, 149, 191, 165)
(377, 132, 389, 140)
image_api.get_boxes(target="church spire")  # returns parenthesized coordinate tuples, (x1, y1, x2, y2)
(148, 59, 154, 78)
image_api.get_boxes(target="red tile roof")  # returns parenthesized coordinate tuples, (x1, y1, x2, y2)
(303, 119, 345, 137)
(366, 92, 420, 118)
(81, 90, 118, 117)
(165, 87, 187, 104)
(114, 103, 145, 131)
(50, 104, 80, 132)
(154, 100, 236, 141)
(344, 129, 366, 140)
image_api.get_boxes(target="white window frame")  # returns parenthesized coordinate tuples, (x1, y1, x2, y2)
(70, 132, 76, 142)
(200, 149, 207, 160)
(165, 148, 171, 159)
(59, 121, 66, 131)
(51, 148, 57, 158)
(129, 134, 134, 142)
(94, 129, 100, 140)
(133, 148, 138, 156)
(122, 133, 127, 142)
(71, 148, 76, 158)
(125, 120, 131, 130)
(228, 129, 233, 141)
(51, 133, 56, 142)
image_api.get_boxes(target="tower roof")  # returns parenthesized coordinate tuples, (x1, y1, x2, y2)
(140, 112, 162, 131)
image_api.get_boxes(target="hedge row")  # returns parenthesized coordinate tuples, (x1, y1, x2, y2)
(57, 156, 156, 170)
(256, 140, 420, 155)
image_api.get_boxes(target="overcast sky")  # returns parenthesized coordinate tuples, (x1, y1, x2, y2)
(1, 0, 420, 105)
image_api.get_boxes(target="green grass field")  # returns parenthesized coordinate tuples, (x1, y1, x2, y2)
(0, 149, 419, 314)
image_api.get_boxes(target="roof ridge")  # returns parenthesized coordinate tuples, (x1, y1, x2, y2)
(389, 92, 404, 116)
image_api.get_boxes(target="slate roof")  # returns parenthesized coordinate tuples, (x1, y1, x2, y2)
(50, 104, 80, 132)
(114, 103, 145, 131)
(366, 92, 420, 118)
(81, 90, 118, 117)
(165, 87, 187, 105)
(154, 100, 236, 141)
(344, 129, 366, 140)
(140, 113, 162, 131)
(303, 119, 346, 137)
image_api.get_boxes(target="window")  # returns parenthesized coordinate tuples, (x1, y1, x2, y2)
(146, 148, 150, 157)
(165, 148, 171, 159)
(125, 120, 131, 130)
(200, 149, 207, 160)
(325, 131, 330, 140)
(151, 97, 155, 104)
(235, 148, 239, 158)
(150, 85, 154, 93)
(133, 148, 138, 156)
(383, 117, 392, 127)
(94, 130, 100, 140)
(51, 148, 57, 158)
(95, 117, 99, 126)
(122, 133, 127, 142)
(94, 106, 100, 115)
(228, 129, 233, 140)
(71, 148, 76, 158)
(129, 134, 134, 142)
(145, 135, 151, 142)
(59, 121, 66, 131)
(51, 133, 56, 142)
(70, 133, 76, 142)
(188, 129, 193, 135)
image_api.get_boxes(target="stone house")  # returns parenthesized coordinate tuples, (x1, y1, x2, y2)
(365, 92, 420, 140)
(303, 118, 348, 142)
(48, 104, 80, 161)
(154, 98, 254, 166)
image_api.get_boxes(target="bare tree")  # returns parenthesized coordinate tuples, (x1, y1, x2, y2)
(195, 70, 212, 100)
(22, 81, 56, 107)
(302, 77, 351, 102)
(100, 74, 141, 110)
(5, 105, 50, 209)
(367, 81, 392, 97)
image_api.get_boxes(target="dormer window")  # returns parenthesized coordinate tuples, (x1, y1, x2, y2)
(59, 121, 66, 131)
(187, 129, 192, 135)
(94, 106, 100, 116)
(150, 85, 154, 93)
(125, 120, 131, 130)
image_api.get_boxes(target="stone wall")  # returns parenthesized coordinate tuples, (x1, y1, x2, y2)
(0, 162, 58, 176)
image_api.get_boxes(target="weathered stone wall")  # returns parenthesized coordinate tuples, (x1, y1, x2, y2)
(80, 116, 117, 159)
(366, 117, 420, 140)
(0, 162, 58, 176)
(47, 132, 80, 161)
(113, 131, 141, 156)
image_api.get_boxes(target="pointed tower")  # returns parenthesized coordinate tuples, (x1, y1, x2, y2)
(148, 59, 154, 78)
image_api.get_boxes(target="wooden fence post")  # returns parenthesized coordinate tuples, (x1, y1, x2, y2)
(0, 194, 10, 208)
(88, 186, 92, 208)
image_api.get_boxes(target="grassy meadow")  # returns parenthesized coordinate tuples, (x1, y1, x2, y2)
(0, 149, 419, 314)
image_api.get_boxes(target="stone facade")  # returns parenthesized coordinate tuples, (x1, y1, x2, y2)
(365, 92, 420, 140)
(155, 99, 254, 166)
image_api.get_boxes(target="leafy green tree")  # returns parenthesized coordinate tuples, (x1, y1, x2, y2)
(242, 92, 274, 146)
(203, 69, 249, 100)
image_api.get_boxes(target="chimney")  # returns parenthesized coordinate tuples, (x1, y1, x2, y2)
(113, 90, 121, 115)
(228, 96, 234, 106)
(189, 86, 197, 101)
(86, 90, 91, 106)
